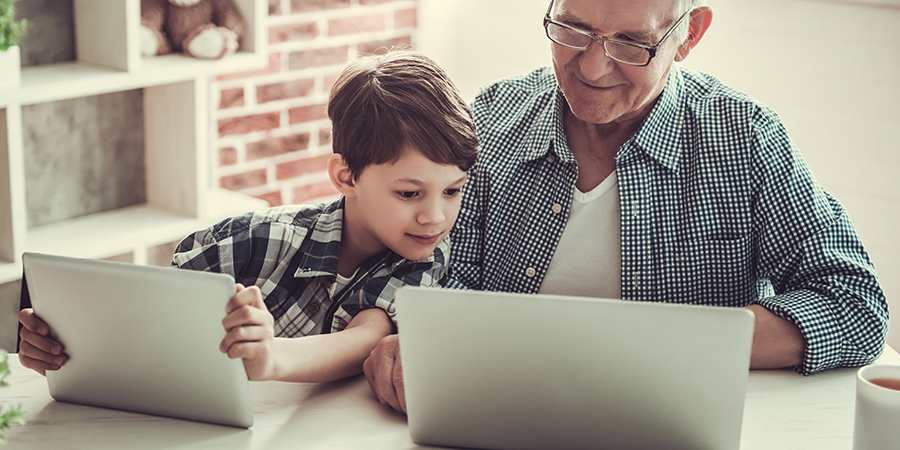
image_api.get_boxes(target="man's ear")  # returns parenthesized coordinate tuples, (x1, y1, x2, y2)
(327, 153, 357, 198)
(675, 6, 713, 62)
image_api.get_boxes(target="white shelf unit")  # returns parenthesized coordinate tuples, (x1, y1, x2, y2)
(0, 0, 269, 284)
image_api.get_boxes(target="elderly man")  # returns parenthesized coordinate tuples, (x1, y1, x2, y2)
(364, 0, 888, 413)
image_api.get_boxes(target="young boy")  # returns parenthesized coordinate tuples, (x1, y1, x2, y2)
(17, 50, 479, 383)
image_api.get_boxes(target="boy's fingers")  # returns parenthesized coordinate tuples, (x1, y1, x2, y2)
(223, 341, 267, 360)
(18, 340, 66, 369)
(225, 285, 264, 314)
(17, 353, 52, 376)
(18, 308, 49, 335)
(219, 322, 272, 353)
(222, 305, 274, 331)
(19, 327, 63, 355)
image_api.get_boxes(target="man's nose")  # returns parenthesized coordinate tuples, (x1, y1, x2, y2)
(578, 41, 616, 81)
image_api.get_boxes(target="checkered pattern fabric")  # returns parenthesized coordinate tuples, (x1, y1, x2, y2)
(173, 197, 448, 336)
(448, 65, 888, 375)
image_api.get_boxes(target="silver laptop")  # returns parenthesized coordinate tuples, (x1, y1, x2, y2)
(396, 286, 755, 450)
(22, 252, 253, 428)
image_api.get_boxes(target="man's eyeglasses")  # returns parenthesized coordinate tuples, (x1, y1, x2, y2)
(543, 1, 692, 67)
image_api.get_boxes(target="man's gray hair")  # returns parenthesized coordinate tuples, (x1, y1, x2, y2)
(672, 0, 706, 44)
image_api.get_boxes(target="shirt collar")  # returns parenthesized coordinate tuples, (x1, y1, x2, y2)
(293, 196, 448, 278)
(628, 65, 686, 172)
(534, 65, 687, 172)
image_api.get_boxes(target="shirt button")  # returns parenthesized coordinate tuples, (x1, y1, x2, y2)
(547, 155, 556, 163)
(525, 267, 536, 278)
(551, 203, 562, 214)
(308, 303, 320, 314)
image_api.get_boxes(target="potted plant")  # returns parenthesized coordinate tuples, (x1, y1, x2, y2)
(0, 350, 25, 444)
(0, 0, 28, 88)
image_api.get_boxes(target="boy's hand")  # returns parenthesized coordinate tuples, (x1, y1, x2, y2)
(17, 308, 67, 376)
(220, 284, 277, 381)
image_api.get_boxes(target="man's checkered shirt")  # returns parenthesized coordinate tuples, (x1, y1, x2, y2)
(448, 65, 888, 375)
(173, 197, 448, 336)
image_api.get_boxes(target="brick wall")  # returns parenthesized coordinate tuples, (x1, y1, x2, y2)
(212, 0, 419, 207)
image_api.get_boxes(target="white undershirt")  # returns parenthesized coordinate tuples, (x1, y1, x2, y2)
(538, 171, 622, 299)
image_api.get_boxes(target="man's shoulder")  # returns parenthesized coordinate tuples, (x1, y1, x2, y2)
(677, 66, 774, 117)
(474, 67, 557, 108)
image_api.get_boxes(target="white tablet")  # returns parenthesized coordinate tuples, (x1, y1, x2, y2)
(22, 252, 253, 428)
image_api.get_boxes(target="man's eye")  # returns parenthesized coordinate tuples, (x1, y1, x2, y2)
(398, 191, 419, 199)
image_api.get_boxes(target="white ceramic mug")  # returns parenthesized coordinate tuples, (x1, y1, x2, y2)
(853, 364, 900, 450)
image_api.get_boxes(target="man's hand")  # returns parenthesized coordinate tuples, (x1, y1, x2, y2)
(220, 284, 277, 381)
(17, 308, 67, 376)
(363, 334, 407, 413)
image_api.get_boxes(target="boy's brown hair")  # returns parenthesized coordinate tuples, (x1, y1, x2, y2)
(327, 50, 478, 179)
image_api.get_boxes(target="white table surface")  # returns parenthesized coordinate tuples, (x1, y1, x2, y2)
(2, 348, 899, 449)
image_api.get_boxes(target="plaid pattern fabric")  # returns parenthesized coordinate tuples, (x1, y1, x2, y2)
(173, 197, 449, 336)
(448, 65, 888, 375)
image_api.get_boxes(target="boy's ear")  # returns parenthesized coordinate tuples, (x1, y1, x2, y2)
(327, 153, 357, 197)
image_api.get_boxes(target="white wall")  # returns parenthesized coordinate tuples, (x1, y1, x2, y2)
(419, 0, 900, 350)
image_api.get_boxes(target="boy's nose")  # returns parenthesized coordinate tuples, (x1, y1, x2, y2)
(417, 201, 446, 225)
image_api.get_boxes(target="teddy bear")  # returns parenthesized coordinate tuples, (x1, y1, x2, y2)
(140, 0, 246, 60)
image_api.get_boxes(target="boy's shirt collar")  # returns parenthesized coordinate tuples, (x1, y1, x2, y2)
(293, 196, 448, 279)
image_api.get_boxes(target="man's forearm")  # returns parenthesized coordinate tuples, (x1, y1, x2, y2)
(744, 304, 806, 369)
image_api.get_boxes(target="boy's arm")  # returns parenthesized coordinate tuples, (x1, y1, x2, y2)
(220, 284, 393, 382)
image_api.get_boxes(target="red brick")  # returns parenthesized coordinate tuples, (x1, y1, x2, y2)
(319, 127, 332, 145)
(221, 169, 268, 190)
(358, 36, 412, 56)
(219, 147, 238, 166)
(247, 133, 311, 160)
(394, 8, 416, 28)
(328, 14, 386, 36)
(268, 0, 281, 15)
(217, 52, 281, 81)
(218, 112, 280, 137)
(219, 87, 244, 109)
(288, 103, 328, 124)
(276, 154, 331, 180)
(322, 72, 340, 93)
(269, 22, 318, 44)
(256, 190, 283, 207)
(292, 0, 350, 13)
(257, 78, 315, 103)
(289, 46, 348, 70)
(293, 180, 340, 204)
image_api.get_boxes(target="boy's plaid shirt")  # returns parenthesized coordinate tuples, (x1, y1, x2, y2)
(173, 197, 449, 336)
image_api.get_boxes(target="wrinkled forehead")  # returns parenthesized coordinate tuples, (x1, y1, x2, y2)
(550, 0, 678, 39)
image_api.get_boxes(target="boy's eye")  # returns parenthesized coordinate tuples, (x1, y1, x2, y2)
(444, 188, 461, 197)
(398, 191, 419, 199)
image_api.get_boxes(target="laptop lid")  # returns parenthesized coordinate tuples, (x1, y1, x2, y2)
(397, 286, 755, 450)
(22, 252, 253, 428)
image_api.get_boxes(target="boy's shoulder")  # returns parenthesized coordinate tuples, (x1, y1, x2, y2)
(208, 197, 344, 241)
